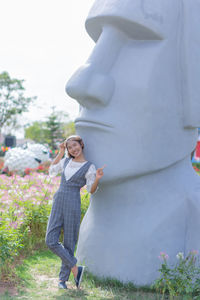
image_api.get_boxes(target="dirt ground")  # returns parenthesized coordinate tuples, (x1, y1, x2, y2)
(0, 281, 18, 296)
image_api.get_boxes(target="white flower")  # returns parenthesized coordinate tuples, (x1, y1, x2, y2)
(176, 252, 184, 260)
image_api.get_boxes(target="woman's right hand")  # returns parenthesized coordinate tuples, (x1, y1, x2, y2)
(59, 141, 66, 152)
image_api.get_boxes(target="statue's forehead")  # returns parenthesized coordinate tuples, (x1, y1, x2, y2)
(86, 0, 181, 41)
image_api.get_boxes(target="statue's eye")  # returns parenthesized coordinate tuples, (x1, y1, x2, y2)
(43, 150, 48, 154)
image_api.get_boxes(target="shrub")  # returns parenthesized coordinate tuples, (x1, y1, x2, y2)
(153, 251, 200, 298)
(192, 163, 200, 174)
(80, 187, 91, 222)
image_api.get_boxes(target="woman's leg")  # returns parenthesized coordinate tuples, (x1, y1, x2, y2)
(59, 262, 78, 282)
(71, 265, 78, 278)
(45, 199, 77, 281)
(60, 207, 81, 282)
(45, 199, 63, 252)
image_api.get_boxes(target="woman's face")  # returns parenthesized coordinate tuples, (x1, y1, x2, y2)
(66, 140, 83, 158)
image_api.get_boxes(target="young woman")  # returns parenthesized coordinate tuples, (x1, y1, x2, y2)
(45, 135, 105, 289)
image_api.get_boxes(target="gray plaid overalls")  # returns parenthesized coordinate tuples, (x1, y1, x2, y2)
(45, 157, 92, 282)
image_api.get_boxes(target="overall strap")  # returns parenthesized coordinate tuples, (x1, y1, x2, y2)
(63, 157, 70, 169)
(85, 161, 92, 170)
(80, 161, 92, 173)
(62, 160, 92, 185)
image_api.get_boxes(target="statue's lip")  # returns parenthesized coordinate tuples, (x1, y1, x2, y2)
(75, 117, 113, 129)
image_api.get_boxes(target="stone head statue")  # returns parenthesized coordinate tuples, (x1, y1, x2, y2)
(66, 0, 200, 285)
(66, 0, 200, 182)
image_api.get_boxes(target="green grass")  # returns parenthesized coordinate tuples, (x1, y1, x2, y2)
(0, 249, 171, 300)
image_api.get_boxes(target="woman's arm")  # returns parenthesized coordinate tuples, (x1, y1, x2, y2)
(90, 165, 106, 194)
(49, 142, 66, 177)
(90, 177, 100, 194)
(51, 142, 66, 165)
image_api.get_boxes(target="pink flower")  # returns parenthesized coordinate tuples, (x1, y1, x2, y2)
(190, 250, 199, 255)
(9, 221, 18, 229)
(159, 252, 169, 260)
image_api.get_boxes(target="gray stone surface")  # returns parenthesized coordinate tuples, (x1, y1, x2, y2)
(66, 0, 200, 285)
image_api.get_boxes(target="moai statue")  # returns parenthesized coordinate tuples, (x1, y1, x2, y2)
(66, 0, 200, 285)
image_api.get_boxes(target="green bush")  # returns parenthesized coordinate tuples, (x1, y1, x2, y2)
(80, 187, 91, 221)
(153, 251, 200, 298)
(0, 223, 25, 270)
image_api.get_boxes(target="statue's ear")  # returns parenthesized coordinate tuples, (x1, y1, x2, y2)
(182, 0, 200, 128)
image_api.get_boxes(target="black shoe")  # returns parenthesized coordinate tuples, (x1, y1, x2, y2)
(58, 281, 67, 289)
(75, 266, 85, 289)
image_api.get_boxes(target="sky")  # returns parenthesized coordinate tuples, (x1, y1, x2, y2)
(0, 0, 95, 137)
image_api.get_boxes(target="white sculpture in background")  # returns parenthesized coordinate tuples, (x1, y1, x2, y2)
(66, 0, 200, 285)
(4, 144, 49, 172)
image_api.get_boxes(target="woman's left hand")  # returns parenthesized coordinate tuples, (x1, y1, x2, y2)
(96, 165, 106, 180)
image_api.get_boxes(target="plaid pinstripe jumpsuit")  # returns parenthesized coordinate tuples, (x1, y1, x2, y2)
(45, 157, 92, 282)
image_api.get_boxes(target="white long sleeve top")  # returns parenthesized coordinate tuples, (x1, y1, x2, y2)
(49, 157, 97, 193)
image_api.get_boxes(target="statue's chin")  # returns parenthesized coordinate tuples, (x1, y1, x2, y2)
(90, 158, 188, 186)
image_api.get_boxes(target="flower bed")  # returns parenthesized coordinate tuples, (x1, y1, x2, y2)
(0, 173, 90, 280)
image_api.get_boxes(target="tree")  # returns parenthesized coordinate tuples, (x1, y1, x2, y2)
(63, 121, 76, 137)
(24, 121, 48, 144)
(0, 71, 36, 132)
(45, 107, 68, 150)
(25, 107, 74, 149)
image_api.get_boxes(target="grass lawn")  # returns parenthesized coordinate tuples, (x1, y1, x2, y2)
(0, 249, 170, 300)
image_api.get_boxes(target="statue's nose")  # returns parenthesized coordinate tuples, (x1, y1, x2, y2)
(66, 64, 114, 108)
(66, 26, 125, 108)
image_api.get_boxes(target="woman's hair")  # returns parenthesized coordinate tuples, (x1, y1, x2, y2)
(65, 135, 84, 158)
